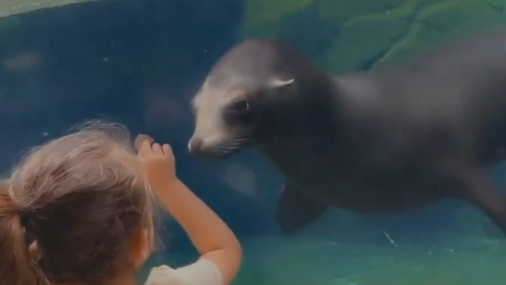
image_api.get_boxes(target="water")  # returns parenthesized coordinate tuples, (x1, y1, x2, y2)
(1, 0, 506, 284)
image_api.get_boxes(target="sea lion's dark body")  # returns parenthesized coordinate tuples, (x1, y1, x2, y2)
(189, 29, 506, 234)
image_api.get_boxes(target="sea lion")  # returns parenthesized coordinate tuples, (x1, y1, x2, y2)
(188, 29, 506, 235)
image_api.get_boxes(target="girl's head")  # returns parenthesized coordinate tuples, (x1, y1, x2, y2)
(0, 122, 155, 285)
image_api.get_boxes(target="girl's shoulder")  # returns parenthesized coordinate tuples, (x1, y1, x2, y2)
(145, 259, 222, 285)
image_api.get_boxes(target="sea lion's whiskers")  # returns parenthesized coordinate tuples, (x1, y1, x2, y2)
(230, 138, 250, 146)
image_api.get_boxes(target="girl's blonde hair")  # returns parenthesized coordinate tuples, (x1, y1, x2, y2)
(0, 122, 154, 285)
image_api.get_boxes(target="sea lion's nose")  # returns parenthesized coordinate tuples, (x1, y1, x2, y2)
(188, 137, 203, 154)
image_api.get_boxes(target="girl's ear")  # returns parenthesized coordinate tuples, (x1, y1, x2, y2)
(130, 229, 152, 268)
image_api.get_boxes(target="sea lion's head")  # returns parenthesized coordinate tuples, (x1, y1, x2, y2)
(188, 39, 305, 158)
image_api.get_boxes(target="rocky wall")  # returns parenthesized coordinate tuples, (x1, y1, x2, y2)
(242, 0, 506, 73)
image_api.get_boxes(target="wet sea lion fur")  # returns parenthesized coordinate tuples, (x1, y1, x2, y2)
(188, 30, 506, 234)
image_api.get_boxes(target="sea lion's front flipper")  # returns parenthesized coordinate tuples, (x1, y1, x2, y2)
(276, 183, 327, 234)
(458, 170, 506, 234)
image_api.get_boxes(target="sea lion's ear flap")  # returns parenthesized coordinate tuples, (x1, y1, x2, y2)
(269, 78, 294, 88)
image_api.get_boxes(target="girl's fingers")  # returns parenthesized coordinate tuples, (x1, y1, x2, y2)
(152, 143, 163, 155)
(135, 134, 171, 160)
(137, 140, 153, 157)
(135, 134, 153, 151)
(162, 144, 172, 157)
(135, 134, 154, 159)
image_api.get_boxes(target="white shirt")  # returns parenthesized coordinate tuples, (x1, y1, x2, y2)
(145, 259, 223, 285)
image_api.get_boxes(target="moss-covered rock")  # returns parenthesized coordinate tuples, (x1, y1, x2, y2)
(241, 0, 506, 73)
(242, 0, 316, 36)
(0, 0, 104, 18)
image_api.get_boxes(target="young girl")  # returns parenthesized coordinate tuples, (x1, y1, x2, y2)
(0, 122, 242, 285)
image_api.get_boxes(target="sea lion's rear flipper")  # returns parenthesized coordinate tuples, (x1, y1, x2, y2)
(459, 170, 506, 233)
(276, 183, 327, 234)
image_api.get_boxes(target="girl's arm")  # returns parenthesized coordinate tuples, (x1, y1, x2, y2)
(136, 135, 242, 285)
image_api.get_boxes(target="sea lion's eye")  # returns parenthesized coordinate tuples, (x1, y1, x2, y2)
(229, 100, 250, 114)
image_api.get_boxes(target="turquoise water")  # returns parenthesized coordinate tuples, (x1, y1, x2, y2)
(2, 0, 506, 284)
(146, 206, 506, 285)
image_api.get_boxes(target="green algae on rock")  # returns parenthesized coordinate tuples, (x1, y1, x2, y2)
(0, 0, 104, 18)
(243, 0, 315, 31)
(240, 0, 506, 73)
